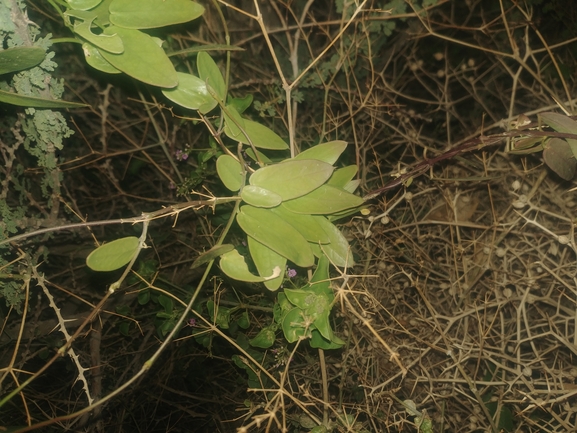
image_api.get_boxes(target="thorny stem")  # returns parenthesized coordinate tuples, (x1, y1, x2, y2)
(363, 124, 577, 200)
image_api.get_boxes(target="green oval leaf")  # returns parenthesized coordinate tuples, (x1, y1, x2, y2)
(223, 105, 288, 150)
(82, 43, 122, 74)
(312, 303, 332, 340)
(162, 72, 217, 112)
(74, 19, 124, 54)
(197, 51, 226, 103)
(245, 147, 272, 164)
(248, 236, 286, 291)
(241, 185, 282, 208)
(310, 253, 330, 284)
(219, 249, 279, 282)
(228, 94, 253, 114)
(216, 154, 243, 191)
(237, 311, 250, 329)
(249, 159, 333, 200)
(327, 165, 358, 188)
(109, 0, 204, 29)
(222, 105, 245, 139)
(100, 26, 178, 88)
(249, 325, 276, 348)
(283, 184, 363, 215)
(86, 236, 140, 272)
(236, 205, 314, 267)
(0, 46, 45, 75)
(284, 288, 314, 310)
(310, 329, 344, 349)
(270, 206, 330, 244)
(292, 140, 347, 164)
(282, 308, 309, 343)
(313, 217, 355, 267)
(190, 244, 235, 269)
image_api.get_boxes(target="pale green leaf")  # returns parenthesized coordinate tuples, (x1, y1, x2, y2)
(0, 47, 45, 75)
(284, 288, 315, 310)
(313, 217, 355, 267)
(313, 307, 332, 340)
(241, 185, 282, 208)
(223, 105, 288, 150)
(228, 94, 253, 114)
(89, 0, 113, 26)
(270, 206, 330, 244)
(249, 325, 277, 348)
(109, 0, 204, 29)
(248, 237, 286, 291)
(74, 18, 124, 54)
(292, 140, 347, 164)
(343, 179, 361, 193)
(326, 204, 366, 222)
(162, 72, 217, 112)
(67, 0, 102, 11)
(220, 249, 278, 282)
(190, 244, 234, 269)
(100, 26, 178, 88)
(283, 184, 363, 215)
(310, 329, 344, 349)
(0, 89, 88, 108)
(64, 0, 112, 26)
(197, 51, 226, 103)
(223, 105, 245, 138)
(86, 236, 140, 272)
(82, 43, 122, 74)
(327, 165, 358, 188)
(237, 118, 288, 150)
(249, 160, 334, 200)
(216, 154, 243, 191)
(236, 205, 315, 267)
(245, 147, 272, 164)
(310, 253, 330, 284)
(282, 308, 309, 343)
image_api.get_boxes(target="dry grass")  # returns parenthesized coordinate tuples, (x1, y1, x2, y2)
(2, 0, 577, 431)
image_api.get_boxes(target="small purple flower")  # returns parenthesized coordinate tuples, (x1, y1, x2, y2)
(188, 318, 197, 327)
(175, 149, 189, 161)
(287, 268, 297, 278)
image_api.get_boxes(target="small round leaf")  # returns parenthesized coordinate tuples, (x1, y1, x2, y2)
(249, 159, 333, 200)
(292, 140, 347, 164)
(241, 185, 282, 208)
(216, 154, 243, 191)
(86, 236, 140, 272)
(162, 72, 217, 113)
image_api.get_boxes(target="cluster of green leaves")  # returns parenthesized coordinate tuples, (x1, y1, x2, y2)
(216, 140, 362, 291)
(59, 0, 361, 352)
(61, 0, 203, 87)
(250, 254, 344, 350)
